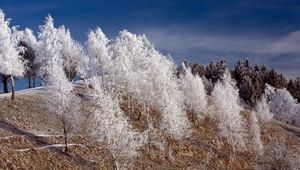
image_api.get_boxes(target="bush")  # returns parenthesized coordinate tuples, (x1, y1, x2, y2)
(256, 138, 300, 170)
(255, 95, 273, 124)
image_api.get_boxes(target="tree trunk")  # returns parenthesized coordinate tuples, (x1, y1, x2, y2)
(28, 76, 31, 88)
(127, 95, 131, 110)
(33, 77, 36, 88)
(10, 76, 15, 100)
(113, 160, 119, 170)
(63, 119, 68, 153)
(110, 150, 118, 170)
(68, 71, 71, 82)
(2, 78, 8, 93)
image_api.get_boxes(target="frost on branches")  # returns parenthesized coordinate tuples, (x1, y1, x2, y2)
(59, 26, 88, 81)
(255, 95, 273, 124)
(20, 28, 37, 48)
(264, 85, 300, 127)
(11, 26, 37, 49)
(36, 15, 87, 82)
(211, 70, 246, 150)
(37, 15, 81, 153)
(179, 63, 207, 120)
(11, 27, 37, 63)
(36, 15, 63, 79)
(90, 77, 146, 167)
(250, 111, 263, 155)
(86, 27, 110, 76)
(0, 9, 25, 99)
(87, 29, 191, 140)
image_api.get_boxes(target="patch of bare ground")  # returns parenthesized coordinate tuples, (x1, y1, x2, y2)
(0, 86, 299, 169)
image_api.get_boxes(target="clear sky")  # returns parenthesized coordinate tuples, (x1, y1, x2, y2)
(1, 0, 300, 78)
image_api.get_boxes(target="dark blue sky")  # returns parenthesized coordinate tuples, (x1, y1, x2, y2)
(1, 0, 300, 78)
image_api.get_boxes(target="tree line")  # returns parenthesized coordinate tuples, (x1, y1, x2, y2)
(2, 39, 299, 109)
(179, 59, 300, 107)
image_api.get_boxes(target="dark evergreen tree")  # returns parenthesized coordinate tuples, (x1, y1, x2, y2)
(266, 69, 288, 89)
(205, 59, 228, 84)
(233, 59, 263, 107)
(287, 78, 300, 103)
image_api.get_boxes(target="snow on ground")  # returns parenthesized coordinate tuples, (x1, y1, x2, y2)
(0, 86, 45, 99)
(0, 79, 89, 99)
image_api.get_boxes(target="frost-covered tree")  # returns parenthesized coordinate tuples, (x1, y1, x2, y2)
(20, 28, 37, 48)
(178, 61, 213, 94)
(179, 61, 206, 77)
(37, 15, 81, 153)
(19, 41, 37, 88)
(0, 9, 25, 99)
(43, 75, 80, 153)
(36, 15, 87, 82)
(12, 28, 38, 88)
(36, 15, 62, 79)
(86, 27, 110, 76)
(59, 26, 88, 81)
(87, 29, 191, 140)
(116, 31, 190, 139)
(211, 70, 245, 150)
(179, 63, 207, 120)
(264, 85, 300, 127)
(90, 77, 146, 168)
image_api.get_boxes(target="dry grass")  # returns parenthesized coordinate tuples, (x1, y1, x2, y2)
(0, 86, 299, 169)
